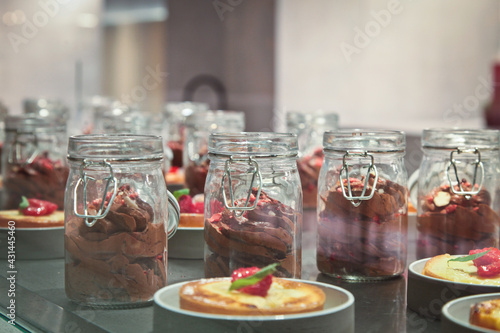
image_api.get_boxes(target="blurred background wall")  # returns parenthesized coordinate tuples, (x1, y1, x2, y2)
(0, 0, 499, 140)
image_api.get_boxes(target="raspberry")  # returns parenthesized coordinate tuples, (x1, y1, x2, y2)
(231, 266, 273, 297)
(192, 201, 204, 214)
(477, 260, 500, 277)
(471, 247, 500, 267)
(178, 195, 194, 213)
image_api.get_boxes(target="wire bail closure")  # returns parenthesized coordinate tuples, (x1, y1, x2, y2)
(339, 151, 379, 207)
(221, 156, 262, 217)
(8, 131, 40, 166)
(73, 160, 118, 227)
(446, 148, 484, 200)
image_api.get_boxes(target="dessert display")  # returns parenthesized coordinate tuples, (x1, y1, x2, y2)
(176, 190, 204, 228)
(180, 264, 325, 315)
(0, 196, 63, 228)
(65, 184, 167, 305)
(184, 159, 209, 196)
(417, 180, 500, 258)
(3, 153, 69, 210)
(317, 174, 407, 278)
(204, 189, 301, 278)
(297, 147, 323, 209)
(422, 248, 500, 285)
(470, 298, 500, 331)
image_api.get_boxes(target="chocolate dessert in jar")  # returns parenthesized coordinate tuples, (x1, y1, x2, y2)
(163, 102, 208, 169)
(184, 110, 245, 195)
(317, 130, 408, 280)
(287, 111, 339, 210)
(64, 134, 180, 308)
(416, 129, 500, 259)
(1, 115, 68, 210)
(204, 132, 302, 278)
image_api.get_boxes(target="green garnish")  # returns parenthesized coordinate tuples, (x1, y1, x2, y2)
(173, 188, 189, 201)
(229, 263, 280, 291)
(447, 249, 491, 264)
(19, 196, 29, 210)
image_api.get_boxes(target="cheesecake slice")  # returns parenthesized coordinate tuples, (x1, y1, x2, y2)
(179, 277, 325, 316)
(0, 210, 64, 228)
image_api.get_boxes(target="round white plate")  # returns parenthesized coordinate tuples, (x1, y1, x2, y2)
(0, 226, 64, 259)
(442, 293, 500, 333)
(407, 257, 500, 319)
(153, 278, 355, 333)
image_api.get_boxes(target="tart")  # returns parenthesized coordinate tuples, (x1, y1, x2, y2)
(0, 210, 64, 228)
(470, 299, 500, 331)
(179, 277, 325, 316)
(179, 213, 204, 228)
(422, 254, 500, 285)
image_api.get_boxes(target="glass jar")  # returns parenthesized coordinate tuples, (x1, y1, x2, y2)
(23, 97, 69, 124)
(64, 134, 180, 308)
(416, 129, 500, 259)
(0, 101, 9, 173)
(317, 130, 407, 280)
(287, 111, 339, 209)
(204, 132, 302, 278)
(184, 110, 245, 195)
(1, 115, 68, 210)
(163, 101, 208, 168)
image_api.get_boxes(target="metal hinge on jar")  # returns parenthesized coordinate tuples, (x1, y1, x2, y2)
(339, 151, 379, 207)
(73, 160, 118, 227)
(221, 156, 262, 217)
(8, 131, 41, 165)
(446, 148, 484, 200)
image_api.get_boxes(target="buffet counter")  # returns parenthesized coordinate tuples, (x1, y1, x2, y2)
(0, 212, 438, 332)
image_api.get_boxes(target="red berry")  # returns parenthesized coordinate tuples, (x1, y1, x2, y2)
(471, 247, 500, 267)
(192, 201, 204, 214)
(178, 195, 194, 213)
(231, 266, 273, 297)
(477, 261, 500, 277)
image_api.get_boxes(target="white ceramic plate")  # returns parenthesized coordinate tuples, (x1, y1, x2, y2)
(442, 293, 500, 333)
(407, 258, 500, 319)
(153, 278, 355, 333)
(168, 227, 204, 259)
(0, 226, 64, 259)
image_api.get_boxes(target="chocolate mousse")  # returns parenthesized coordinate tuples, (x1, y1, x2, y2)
(65, 184, 167, 306)
(417, 180, 500, 259)
(317, 174, 408, 278)
(3, 152, 68, 210)
(204, 189, 302, 278)
(185, 159, 209, 196)
(297, 147, 323, 209)
(167, 140, 183, 168)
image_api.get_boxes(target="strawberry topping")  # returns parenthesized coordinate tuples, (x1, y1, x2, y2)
(19, 196, 58, 216)
(231, 266, 273, 297)
(470, 247, 500, 277)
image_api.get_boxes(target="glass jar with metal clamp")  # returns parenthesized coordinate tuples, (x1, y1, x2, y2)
(286, 110, 339, 210)
(1, 114, 68, 210)
(416, 129, 500, 259)
(204, 132, 302, 278)
(64, 134, 179, 308)
(317, 130, 408, 280)
(183, 110, 245, 195)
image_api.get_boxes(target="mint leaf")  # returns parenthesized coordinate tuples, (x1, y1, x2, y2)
(173, 189, 189, 201)
(19, 196, 29, 210)
(229, 263, 280, 291)
(448, 249, 492, 263)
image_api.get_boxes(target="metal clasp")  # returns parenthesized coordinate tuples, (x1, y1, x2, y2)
(446, 148, 484, 199)
(8, 131, 41, 165)
(339, 151, 378, 207)
(73, 160, 118, 227)
(221, 156, 262, 217)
